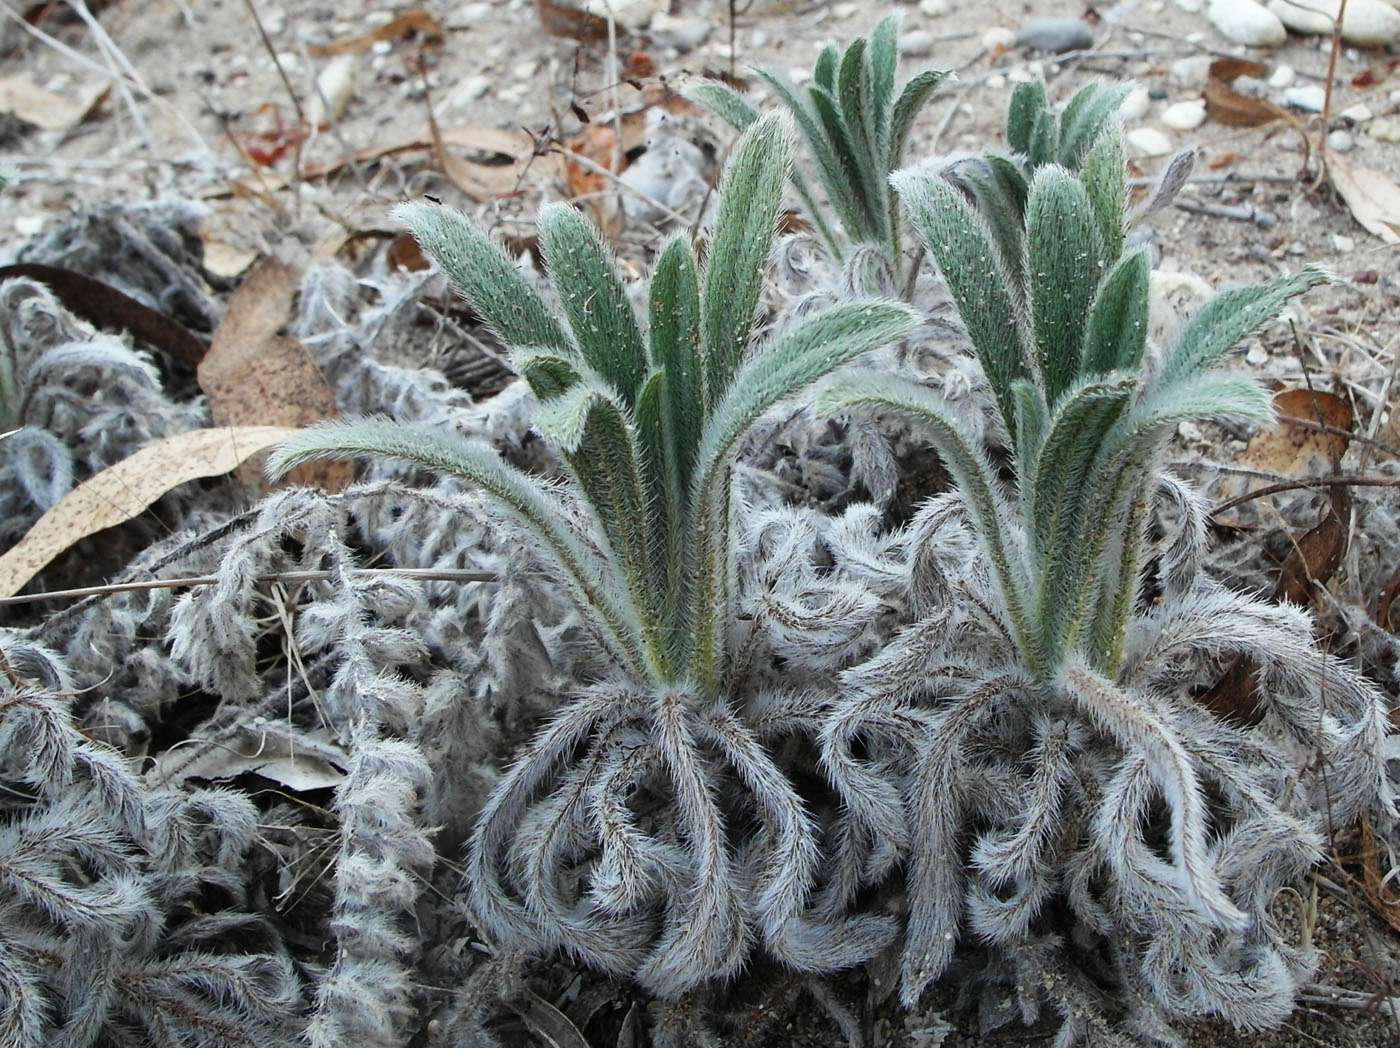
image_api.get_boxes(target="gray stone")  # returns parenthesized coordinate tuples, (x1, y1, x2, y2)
(1015, 18, 1094, 53)
(899, 30, 935, 57)
(1326, 129, 1355, 152)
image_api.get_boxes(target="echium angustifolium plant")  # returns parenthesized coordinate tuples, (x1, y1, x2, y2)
(687, 13, 944, 275)
(0, 637, 302, 1048)
(270, 112, 918, 996)
(813, 93, 1394, 1036)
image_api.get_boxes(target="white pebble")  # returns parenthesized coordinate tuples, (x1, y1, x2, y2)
(1127, 126, 1173, 156)
(1207, 0, 1287, 47)
(457, 3, 491, 21)
(1170, 55, 1214, 87)
(900, 30, 935, 57)
(986, 73, 1007, 90)
(1267, 0, 1400, 45)
(1267, 64, 1295, 89)
(650, 12, 710, 51)
(1340, 103, 1374, 122)
(1367, 117, 1400, 143)
(982, 26, 1017, 51)
(314, 55, 356, 122)
(832, 1, 860, 17)
(578, 0, 660, 30)
(1161, 99, 1207, 130)
(1175, 0, 1203, 11)
(1245, 344, 1269, 366)
(14, 214, 44, 237)
(260, 6, 286, 36)
(1332, 234, 1355, 253)
(513, 60, 538, 81)
(1119, 86, 1152, 121)
(919, 0, 950, 14)
(1326, 129, 1355, 152)
(1282, 84, 1326, 111)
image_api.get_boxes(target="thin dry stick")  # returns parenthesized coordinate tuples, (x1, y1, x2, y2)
(1208, 473, 1400, 518)
(0, 567, 499, 607)
(240, 0, 306, 216)
(1314, 0, 1349, 185)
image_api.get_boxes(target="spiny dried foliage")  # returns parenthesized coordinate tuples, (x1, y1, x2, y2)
(811, 86, 1395, 1038)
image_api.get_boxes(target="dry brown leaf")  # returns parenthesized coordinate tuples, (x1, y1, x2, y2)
(199, 258, 350, 494)
(0, 426, 296, 599)
(0, 76, 107, 131)
(536, 0, 610, 41)
(1203, 59, 1287, 127)
(1326, 152, 1400, 245)
(307, 8, 443, 56)
(1237, 388, 1353, 477)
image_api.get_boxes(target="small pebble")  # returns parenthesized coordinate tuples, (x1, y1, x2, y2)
(900, 30, 935, 57)
(650, 12, 710, 51)
(1366, 117, 1400, 143)
(982, 26, 1017, 51)
(1126, 126, 1173, 156)
(1340, 103, 1374, 122)
(1207, 0, 1287, 47)
(1282, 84, 1326, 112)
(455, 75, 490, 104)
(1326, 129, 1355, 152)
(1245, 344, 1269, 366)
(14, 214, 44, 237)
(261, 6, 287, 36)
(1007, 66, 1038, 85)
(1331, 234, 1355, 253)
(1175, 0, 1204, 11)
(919, 0, 950, 14)
(1149, 86, 1169, 101)
(314, 55, 356, 122)
(1161, 99, 1207, 130)
(1353, 270, 1379, 284)
(1170, 55, 1213, 87)
(832, 1, 860, 17)
(513, 60, 538, 81)
(1119, 86, 1151, 121)
(986, 73, 1007, 90)
(1267, 64, 1295, 89)
(1015, 18, 1094, 53)
(457, 3, 491, 20)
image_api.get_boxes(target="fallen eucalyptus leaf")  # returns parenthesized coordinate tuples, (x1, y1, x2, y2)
(0, 425, 297, 598)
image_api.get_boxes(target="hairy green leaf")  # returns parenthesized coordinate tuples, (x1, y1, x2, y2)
(1056, 81, 1131, 171)
(894, 170, 1028, 428)
(393, 201, 570, 365)
(1078, 123, 1126, 259)
(680, 81, 758, 133)
(701, 112, 792, 405)
(1026, 167, 1106, 404)
(1082, 248, 1149, 376)
(648, 236, 704, 497)
(267, 417, 645, 675)
(1159, 266, 1328, 387)
(538, 203, 648, 408)
(1006, 80, 1046, 158)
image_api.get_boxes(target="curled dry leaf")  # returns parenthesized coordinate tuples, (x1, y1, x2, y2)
(1326, 152, 1400, 245)
(536, 0, 611, 41)
(1203, 59, 1288, 127)
(0, 425, 297, 599)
